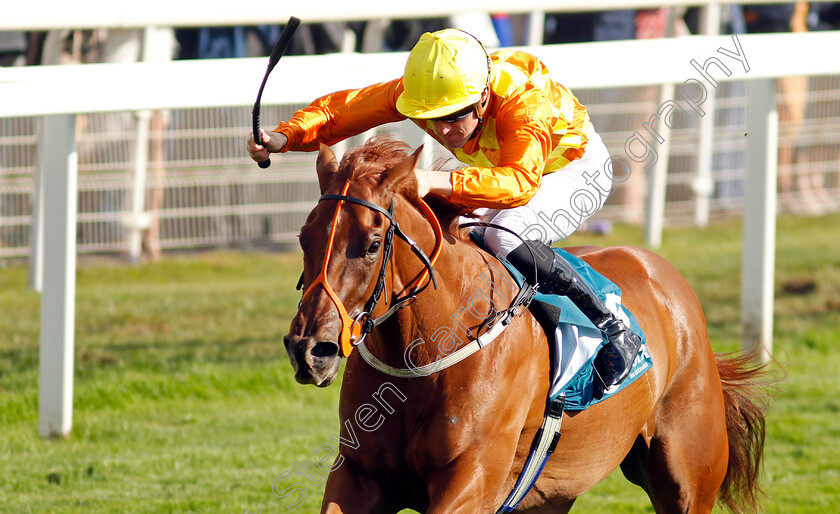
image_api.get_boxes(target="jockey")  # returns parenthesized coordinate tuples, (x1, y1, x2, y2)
(247, 28, 642, 394)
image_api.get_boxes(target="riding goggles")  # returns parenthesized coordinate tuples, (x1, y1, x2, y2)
(431, 103, 478, 123)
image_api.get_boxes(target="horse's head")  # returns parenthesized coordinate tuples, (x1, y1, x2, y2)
(284, 138, 435, 386)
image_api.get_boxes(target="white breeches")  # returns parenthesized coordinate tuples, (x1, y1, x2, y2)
(466, 132, 615, 258)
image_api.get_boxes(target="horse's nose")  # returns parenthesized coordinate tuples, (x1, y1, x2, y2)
(310, 341, 340, 359)
(283, 333, 295, 355)
(285, 334, 339, 363)
(283, 334, 307, 370)
(283, 334, 341, 386)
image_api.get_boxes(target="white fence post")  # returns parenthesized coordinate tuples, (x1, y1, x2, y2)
(693, 3, 722, 227)
(37, 114, 78, 438)
(27, 121, 45, 292)
(128, 109, 152, 264)
(27, 29, 65, 291)
(644, 82, 675, 249)
(741, 78, 777, 363)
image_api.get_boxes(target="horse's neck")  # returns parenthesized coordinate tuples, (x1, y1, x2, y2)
(369, 197, 520, 367)
(387, 195, 471, 303)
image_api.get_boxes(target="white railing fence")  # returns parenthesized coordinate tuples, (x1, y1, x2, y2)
(3, 78, 839, 260)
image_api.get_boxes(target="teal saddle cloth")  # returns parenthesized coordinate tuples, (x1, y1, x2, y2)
(489, 245, 654, 410)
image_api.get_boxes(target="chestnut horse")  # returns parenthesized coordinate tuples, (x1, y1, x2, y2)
(284, 138, 767, 513)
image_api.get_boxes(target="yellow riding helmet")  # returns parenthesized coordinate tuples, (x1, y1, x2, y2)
(396, 29, 490, 120)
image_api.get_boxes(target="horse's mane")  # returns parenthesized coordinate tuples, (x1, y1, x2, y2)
(339, 137, 413, 186)
(338, 136, 475, 242)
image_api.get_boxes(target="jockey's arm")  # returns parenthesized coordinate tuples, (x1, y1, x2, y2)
(247, 79, 405, 163)
(272, 79, 405, 152)
(415, 169, 453, 198)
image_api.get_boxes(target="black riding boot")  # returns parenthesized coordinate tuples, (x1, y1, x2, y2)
(507, 240, 642, 394)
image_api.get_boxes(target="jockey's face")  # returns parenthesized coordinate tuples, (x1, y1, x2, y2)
(432, 110, 480, 149)
(429, 89, 489, 149)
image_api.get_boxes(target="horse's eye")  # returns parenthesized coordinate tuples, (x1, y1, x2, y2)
(367, 240, 381, 255)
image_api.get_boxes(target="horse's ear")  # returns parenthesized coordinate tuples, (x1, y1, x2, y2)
(316, 143, 339, 194)
(381, 144, 423, 194)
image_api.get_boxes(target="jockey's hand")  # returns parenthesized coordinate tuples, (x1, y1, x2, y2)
(415, 169, 454, 198)
(247, 130, 288, 164)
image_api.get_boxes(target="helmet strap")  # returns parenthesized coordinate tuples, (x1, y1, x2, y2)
(468, 116, 483, 141)
(468, 88, 490, 141)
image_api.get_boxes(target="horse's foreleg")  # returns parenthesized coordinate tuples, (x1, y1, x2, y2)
(320, 458, 389, 514)
(424, 454, 515, 514)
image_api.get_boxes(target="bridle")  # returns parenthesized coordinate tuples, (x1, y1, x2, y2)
(297, 180, 443, 357)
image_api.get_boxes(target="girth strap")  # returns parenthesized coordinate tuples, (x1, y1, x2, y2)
(497, 394, 566, 512)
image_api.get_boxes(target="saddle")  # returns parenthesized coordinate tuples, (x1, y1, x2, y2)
(476, 239, 653, 409)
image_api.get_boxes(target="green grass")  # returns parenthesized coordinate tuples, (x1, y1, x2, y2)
(1, 213, 839, 513)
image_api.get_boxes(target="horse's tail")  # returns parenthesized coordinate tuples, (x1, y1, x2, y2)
(715, 351, 776, 513)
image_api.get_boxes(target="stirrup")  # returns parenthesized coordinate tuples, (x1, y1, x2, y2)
(593, 320, 642, 390)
